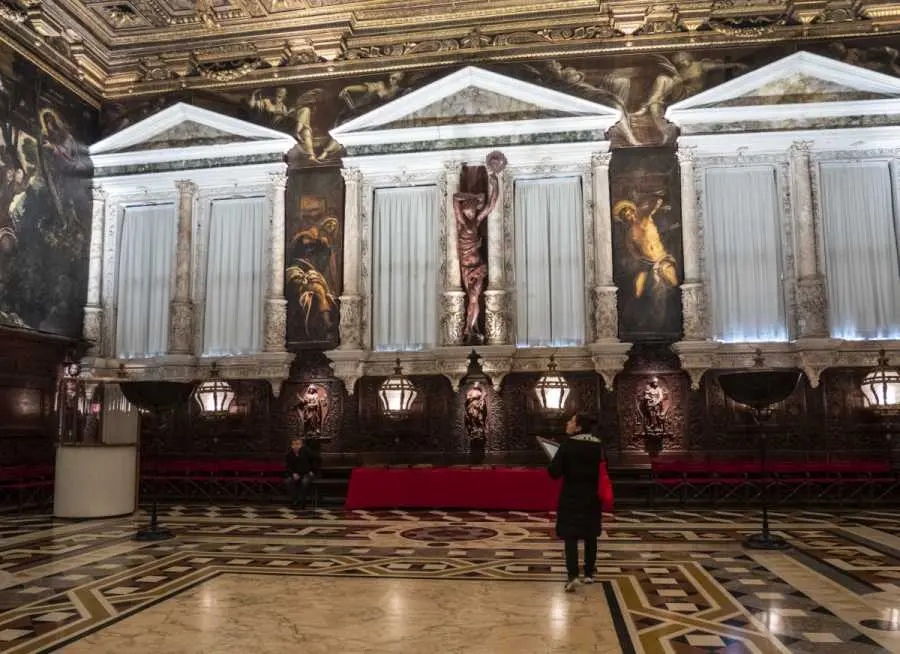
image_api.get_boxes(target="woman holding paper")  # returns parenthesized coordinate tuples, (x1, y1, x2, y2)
(548, 412, 605, 593)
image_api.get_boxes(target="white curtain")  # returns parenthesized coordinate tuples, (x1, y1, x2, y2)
(115, 203, 177, 358)
(820, 161, 900, 340)
(704, 166, 787, 342)
(372, 186, 439, 350)
(203, 197, 267, 355)
(514, 177, 585, 346)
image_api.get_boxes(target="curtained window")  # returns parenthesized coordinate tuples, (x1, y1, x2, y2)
(372, 186, 439, 350)
(115, 203, 177, 358)
(514, 177, 585, 346)
(202, 197, 267, 355)
(704, 166, 787, 342)
(820, 161, 900, 340)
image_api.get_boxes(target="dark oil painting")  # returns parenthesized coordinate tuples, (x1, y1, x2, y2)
(284, 168, 344, 349)
(610, 147, 683, 342)
(0, 45, 96, 337)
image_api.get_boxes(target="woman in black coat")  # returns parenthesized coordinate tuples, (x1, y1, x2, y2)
(548, 412, 604, 592)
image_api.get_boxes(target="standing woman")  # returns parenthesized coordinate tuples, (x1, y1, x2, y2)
(549, 412, 605, 592)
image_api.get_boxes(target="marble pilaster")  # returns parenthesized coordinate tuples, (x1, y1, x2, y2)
(339, 168, 364, 349)
(485, 171, 509, 345)
(83, 186, 106, 354)
(169, 180, 196, 354)
(441, 161, 465, 346)
(590, 152, 618, 342)
(677, 147, 709, 341)
(264, 172, 288, 353)
(790, 141, 828, 338)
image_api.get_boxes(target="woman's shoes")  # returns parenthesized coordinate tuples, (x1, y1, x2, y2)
(564, 578, 579, 593)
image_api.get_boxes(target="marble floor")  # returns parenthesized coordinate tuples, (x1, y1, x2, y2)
(2, 506, 900, 652)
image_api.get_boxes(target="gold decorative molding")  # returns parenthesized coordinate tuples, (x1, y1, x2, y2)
(0, 0, 898, 100)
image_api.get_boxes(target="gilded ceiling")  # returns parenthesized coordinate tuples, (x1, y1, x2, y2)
(1, 0, 899, 103)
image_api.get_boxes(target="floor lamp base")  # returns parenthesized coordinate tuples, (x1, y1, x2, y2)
(134, 526, 175, 542)
(743, 532, 790, 550)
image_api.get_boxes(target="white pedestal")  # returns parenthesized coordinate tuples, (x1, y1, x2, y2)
(54, 445, 138, 518)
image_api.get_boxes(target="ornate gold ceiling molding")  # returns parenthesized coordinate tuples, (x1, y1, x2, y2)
(0, 0, 898, 102)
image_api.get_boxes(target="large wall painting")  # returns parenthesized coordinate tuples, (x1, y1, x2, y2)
(284, 168, 344, 348)
(0, 45, 96, 337)
(610, 147, 683, 342)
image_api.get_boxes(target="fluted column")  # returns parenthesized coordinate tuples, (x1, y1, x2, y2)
(83, 186, 106, 354)
(264, 171, 288, 352)
(440, 161, 465, 346)
(169, 180, 195, 354)
(790, 140, 828, 338)
(589, 152, 618, 342)
(339, 168, 364, 349)
(677, 147, 708, 341)
(484, 170, 509, 345)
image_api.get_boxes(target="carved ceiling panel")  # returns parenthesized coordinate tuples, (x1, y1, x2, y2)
(2, 0, 900, 102)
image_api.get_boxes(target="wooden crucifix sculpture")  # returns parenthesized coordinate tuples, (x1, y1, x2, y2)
(452, 151, 506, 345)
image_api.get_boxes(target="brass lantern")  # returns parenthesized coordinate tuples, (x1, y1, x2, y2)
(193, 362, 235, 418)
(861, 350, 900, 416)
(378, 359, 418, 419)
(534, 355, 570, 414)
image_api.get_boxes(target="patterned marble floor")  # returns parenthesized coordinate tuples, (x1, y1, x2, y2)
(2, 506, 900, 652)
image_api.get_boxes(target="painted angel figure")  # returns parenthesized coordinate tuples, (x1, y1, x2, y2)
(635, 52, 748, 136)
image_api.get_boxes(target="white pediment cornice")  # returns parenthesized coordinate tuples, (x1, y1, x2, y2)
(330, 66, 621, 149)
(89, 102, 297, 170)
(666, 51, 900, 130)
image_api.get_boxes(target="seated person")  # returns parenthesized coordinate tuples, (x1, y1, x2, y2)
(285, 437, 321, 508)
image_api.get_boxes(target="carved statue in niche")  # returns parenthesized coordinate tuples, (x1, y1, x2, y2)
(296, 384, 328, 438)
(56, 361, 85, 443)
(453, 151, 505, 344)
(465, 382, 488, 463)
(637, 376, 671, 456)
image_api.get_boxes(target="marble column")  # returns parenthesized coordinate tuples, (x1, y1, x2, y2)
(677, 147, 708, 341)
(339, 168, 364, 349)
(83, 185, 106, 354)
(484, 170, 509, 345)
(264, 171, 288, 353)
(440, 161, 465, 346)
(790, 140, 828, 338)
(589, 152, 618, 342)
(169, 180, 195, 354)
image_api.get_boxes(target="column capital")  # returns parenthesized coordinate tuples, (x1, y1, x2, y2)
(175, 179, 197, 196)
(590, 151, 612, 169)
(340, 167, 363, 184)
(676, 146, 697, 166)
(790, 140, 814, 157)
(91, 185, 107, 202)
(442, 159, 463, 174)
(268, 171, 288, 190)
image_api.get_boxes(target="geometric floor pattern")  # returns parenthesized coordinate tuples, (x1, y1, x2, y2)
(2, 506, 900, 652)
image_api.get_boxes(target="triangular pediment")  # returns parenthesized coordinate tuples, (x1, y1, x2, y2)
(666, 51, 900, 129)
(331, 66, 620, 148)
(90, 102, 297, 156)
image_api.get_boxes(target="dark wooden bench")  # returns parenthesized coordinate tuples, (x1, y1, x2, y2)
(0, 464, 54, 509)
(140, 458, 346, 506)
(651, 458, 898, 505)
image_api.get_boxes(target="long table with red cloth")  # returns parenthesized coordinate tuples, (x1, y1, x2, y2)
(344, 464, 613, 512)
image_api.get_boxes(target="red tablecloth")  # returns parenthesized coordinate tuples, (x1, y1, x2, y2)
(344, 465, 613, 512)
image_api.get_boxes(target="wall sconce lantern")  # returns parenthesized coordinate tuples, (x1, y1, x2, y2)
(534, 355, 570, 414)
(861, 350, 900, 416)
(193, 362, 235, 418)
(378, 358, 418, 419)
